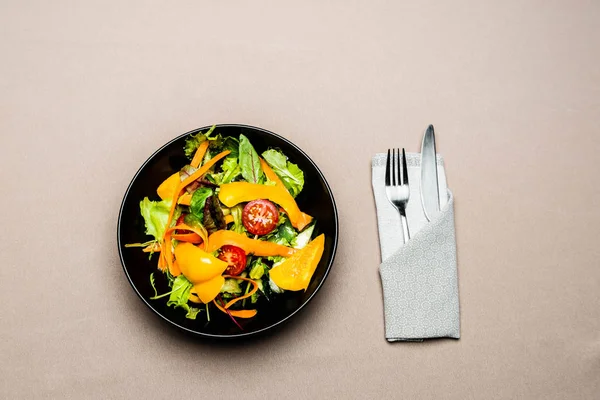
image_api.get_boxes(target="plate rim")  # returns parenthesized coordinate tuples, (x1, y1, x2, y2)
(117, 123, 339, 338)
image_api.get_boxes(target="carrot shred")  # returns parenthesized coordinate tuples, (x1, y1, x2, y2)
(260, 158, 285, 188)
(157, 248, 167, 271)
(190, 141, 210, 168)
(211, 277, 259, 320)
(213, 300, 257, 319)
(171, 233, 203, 243)
(169, 259, 181, 277)
(222, 276, 259, 309)
(163, 229, 175, 274)
(163, 223, 209, 273)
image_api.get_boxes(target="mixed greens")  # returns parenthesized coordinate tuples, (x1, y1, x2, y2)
(127, 126, 324, 327)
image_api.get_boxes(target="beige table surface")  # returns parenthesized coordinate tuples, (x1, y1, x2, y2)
(2, 1, 599, 399)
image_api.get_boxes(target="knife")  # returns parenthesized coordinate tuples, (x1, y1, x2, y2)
(420, 124, 440, 221)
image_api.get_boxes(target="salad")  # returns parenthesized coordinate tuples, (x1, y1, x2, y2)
(127, 126, 325, 327)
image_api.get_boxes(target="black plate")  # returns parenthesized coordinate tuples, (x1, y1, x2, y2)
(117, 124, 338, 338)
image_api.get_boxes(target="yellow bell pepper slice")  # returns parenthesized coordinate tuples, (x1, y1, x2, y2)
(174, 242, 228, 284)
(190, 275, 225, 304)
(205, 230, 296, 257)
(156, 172, 180, 201)
(218, 182, 312, 230)
(270, 234, 325, 291)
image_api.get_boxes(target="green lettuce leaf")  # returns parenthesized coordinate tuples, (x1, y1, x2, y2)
(166, 275, 202, 320)
(223, 136, 239, 158)
(190, 187, 213, 220)
(230, 204, 245, 234)
(249, 258, 267, 280)
(183, 125, 217, 158)
(139, 197, 171, 241)
(218, 156, 241, 184)
(239, 134, 263, 183)
(261, 149, 304, 197)
(220, 279, 242, 294)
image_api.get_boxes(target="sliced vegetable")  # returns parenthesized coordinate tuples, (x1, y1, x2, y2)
(190, 275, 225, 304)
(269, 234, 324, 291)
(217, 245, 247, 276)
(157, 173, 181, 201)
(174, 242, 228, 283)
(171, 232, 203, 243)
(242, 199, 279, 235)
(206, 230, 296, 257)
(291, 223, 315, 249)
(213, 300, 257, 318)
(218, 182, 312, 230)
(190, 140, 210, 168)
(178, 193, 193, 206)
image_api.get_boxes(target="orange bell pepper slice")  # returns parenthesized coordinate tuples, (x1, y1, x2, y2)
(205, 230, 296, 257)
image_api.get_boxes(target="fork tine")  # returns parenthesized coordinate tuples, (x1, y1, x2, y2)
(394, 148, 401, 187)
(401, 148, 409, 185)
(391, 148, 396, 186)
(385, 149, 391, 186)
(390, 149, 395, 186)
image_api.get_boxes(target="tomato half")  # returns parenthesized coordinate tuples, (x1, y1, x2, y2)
(218, 245, 247, 276)
(242, 199, 279, 235)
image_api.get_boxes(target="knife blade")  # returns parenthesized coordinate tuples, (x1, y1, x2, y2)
(420, 124, 440, 221)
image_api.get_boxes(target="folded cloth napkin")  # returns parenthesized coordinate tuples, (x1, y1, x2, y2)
(372, 152, 460, 341)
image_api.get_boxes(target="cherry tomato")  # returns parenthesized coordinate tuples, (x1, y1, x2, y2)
(218, 245, 247, 276)
(175, 214, 192, 234)
(242, 199, 279, 235)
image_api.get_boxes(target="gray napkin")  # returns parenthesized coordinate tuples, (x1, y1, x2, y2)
(372, 153, 460, 341)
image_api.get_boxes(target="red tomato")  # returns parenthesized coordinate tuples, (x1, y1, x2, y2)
(175, 214, 192, 234)
(242, 199, 279, 235)
(218, 245, 247, 276)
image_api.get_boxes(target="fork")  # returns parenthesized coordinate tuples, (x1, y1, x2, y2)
(385, 148, 410, 244)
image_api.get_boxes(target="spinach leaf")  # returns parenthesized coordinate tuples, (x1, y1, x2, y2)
(276, 217, 297, 243)
(239, 134, 263, 183)
(190, 187, 213, 219)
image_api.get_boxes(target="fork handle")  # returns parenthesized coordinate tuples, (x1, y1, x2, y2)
(400, 213, 410, 244)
